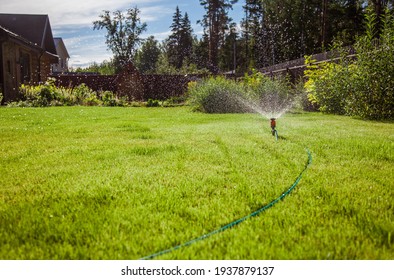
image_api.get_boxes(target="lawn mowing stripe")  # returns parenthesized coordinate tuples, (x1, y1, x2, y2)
(140, 148, 313, 260)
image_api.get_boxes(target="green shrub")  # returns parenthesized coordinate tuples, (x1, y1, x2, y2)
(72, 84, 97, 105)
(17, 79, 58, 107)
(242, 68, 268, 92)
(347, 9, 394, 120)
(187, 74, 299, 115)
(187, 76, 247, 113)
(146, 99, 161, 107)
(162, 95, 188, 107)
(304, 56, 351, 115)
(304, 8, 394, 120)
(245, 73, 297, 111)
(100, 91, 116, 106)
(12, 79, 124, 108)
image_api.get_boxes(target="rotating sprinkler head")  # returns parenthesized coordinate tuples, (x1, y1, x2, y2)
(270, 118, 277, 137)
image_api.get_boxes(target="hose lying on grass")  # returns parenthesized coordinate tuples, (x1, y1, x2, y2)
(140, 148, 312, 260)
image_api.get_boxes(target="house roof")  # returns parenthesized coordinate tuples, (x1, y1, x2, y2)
(54, 37, 70, 59)
(0, 13, 57, 55)
(0, 25, 43, 51)
(0, 25, 58, 63)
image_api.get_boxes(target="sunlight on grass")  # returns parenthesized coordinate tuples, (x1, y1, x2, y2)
(0, 107, 393, 259)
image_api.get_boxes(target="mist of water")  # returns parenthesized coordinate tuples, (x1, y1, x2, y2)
(235, 92, 294, 120)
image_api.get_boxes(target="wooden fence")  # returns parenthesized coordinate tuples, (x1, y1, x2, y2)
(50, 72, 201, 101)
(50, 73, 117, 92)
(50, 49, 355, 100)
(259, 48, 356, 81)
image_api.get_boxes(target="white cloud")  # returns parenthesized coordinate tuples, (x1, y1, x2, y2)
(60, 30, 111, 68)
(143, 30, 172, 42)
(0, 0, 242, 68)
(0, 0, 174, 67)
(0, 0, 169, 28)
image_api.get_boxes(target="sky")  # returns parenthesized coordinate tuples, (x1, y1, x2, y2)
(0, 0, 244, 68)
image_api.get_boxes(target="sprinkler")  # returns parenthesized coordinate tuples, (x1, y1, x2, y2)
(270, 118, 277, 136)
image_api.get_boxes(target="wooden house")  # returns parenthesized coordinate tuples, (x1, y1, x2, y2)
(0, 14, 58, 102)
(51, 37, 69, 73)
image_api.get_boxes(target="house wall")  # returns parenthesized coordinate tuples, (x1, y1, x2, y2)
(2, 41, 19, 101)
(1, 40, 46, 101)
(51, 47, 68, 73)
(40, 55, 54, 81)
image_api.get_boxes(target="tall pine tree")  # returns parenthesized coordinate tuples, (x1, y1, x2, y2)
(180, 13, 194, 63)
(241, 0, 365, 67)
(135, 36, 161, 73)
(242, 0, 264, 68)
(167, 6, 194, 69)
(199, 0, 238, 73)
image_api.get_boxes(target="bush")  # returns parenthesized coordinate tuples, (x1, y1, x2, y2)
(244, 72, 298, 116)
(17, 79, 57, 107)
(100, 91, 118, 106)
(162, 95, 188, 107)
(187, 76, 247, 113)
(304, 9, 394, 120)
(304, 56, 351, 115)
(146, 99, 161, 107)
(11, 79, 124, 107)
(187, 73, 300, 115)
(347, 10, 394, 120)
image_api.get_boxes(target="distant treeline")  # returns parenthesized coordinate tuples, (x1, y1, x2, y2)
(80, 0, 393, 75)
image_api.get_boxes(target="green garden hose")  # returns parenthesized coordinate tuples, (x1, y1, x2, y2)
(140, 148, 312, 260)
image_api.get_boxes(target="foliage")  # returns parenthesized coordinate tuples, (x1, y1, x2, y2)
(348, 7, 394, 119)
(162, 95, 189, 107)
(242, 71, 299, 116)
(304, 8, 394, 120)
(240, 0, 264, 68)
(0, 107, 392, 259)
(100, 91, 124, 107)
(187, 76, 246, 113)
(135, 36, 161, 74)
(86, 2, 394, 75)
(12, 79, 125, 107)
(154, 52, 179, 74)
(146, 98, 161, 107)
(247, 74, 296, 103)
(72, 60, 116, 75)
(166, 7, 194, 69)
(93, 7, 147, 73)
(241, 69, 268, 91)
(198, 0, 239, 72)
(155, 51, 210, 75)
(193, 36, 210, 70)
(218, 22, 239, 73)
(241, 0, 366, 68)
(188, 72, 299, 114)
(304, 56, 350, 115)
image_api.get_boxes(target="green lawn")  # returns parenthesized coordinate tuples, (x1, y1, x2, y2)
(0, 106, 393, 259)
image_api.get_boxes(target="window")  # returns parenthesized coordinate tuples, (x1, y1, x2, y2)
(19, 51, 31, 83)
(7, 60, 11, 74)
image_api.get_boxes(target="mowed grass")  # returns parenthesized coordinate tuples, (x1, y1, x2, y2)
(0, 106, 392, 260)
